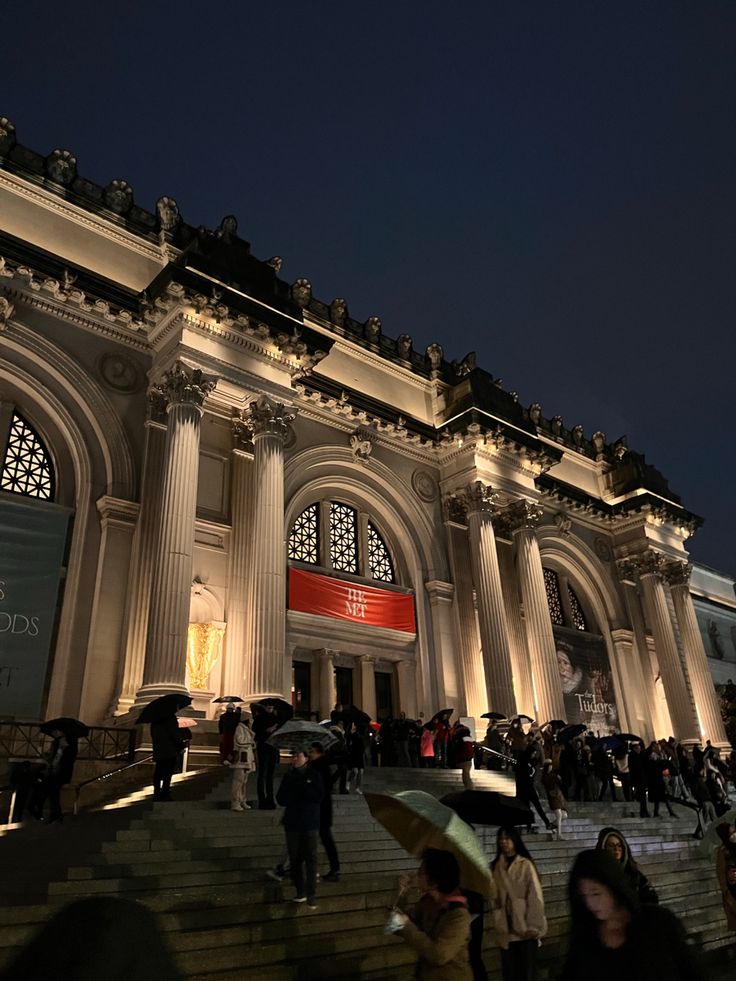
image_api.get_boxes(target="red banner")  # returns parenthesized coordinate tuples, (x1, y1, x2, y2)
(288, 568, 416, 634)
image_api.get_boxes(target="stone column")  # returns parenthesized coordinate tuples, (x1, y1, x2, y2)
(318, 649, 336, 719)
(445, 518, 487, 720)
(635, 551, 699, 741)
(242, 395, 296, 701)
(507, 500, 566, 723)
(616, 560, 659, 740)
(496, 536, 536, 718)
(665, 561, 729, 747)
(396, 659, 418, 719)
(138, 363, 216, 702)
(462, 482, 516, 717)
(114, 416, 167, 715)
(221, 415, 254, 699)
(359, 655, 377, 720)
(425, 580, 463, 712)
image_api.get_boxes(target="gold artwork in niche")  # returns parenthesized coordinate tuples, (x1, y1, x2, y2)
(187, 622, 225, 689)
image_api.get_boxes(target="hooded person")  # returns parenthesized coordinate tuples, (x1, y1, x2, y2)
(714, 822, 736, 931)
(595, 827, 658, 905)
(560, 849, 700, 981)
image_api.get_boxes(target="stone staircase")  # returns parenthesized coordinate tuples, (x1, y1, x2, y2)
(0, 764, 733, 979)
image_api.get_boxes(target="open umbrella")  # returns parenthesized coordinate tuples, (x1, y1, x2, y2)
(599, 735, 624, 751)
(177, 718, 198, 729)
(440, 790, 533, 828)
(267, 719, 339, 752)
(137, 693, 192, 725)
(697, 810, 736, 857)
(369, 720, 381, 731)
(558, 723, 587, 743)
(253, 697, 294, 721)
(212, 695, 244, 704)
(510, 714, 535, 725)
(39, 717, 89, 739)
(481, 712, 507, 721)
(346, 705, 371, 727)
(429, 709, 454, 723)
(365, 790, 493, 896)
(618, 732, 643, 743)
(542, 720, 567, 730)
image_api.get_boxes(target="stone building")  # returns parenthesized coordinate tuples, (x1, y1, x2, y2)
(0, 119, 731, 748)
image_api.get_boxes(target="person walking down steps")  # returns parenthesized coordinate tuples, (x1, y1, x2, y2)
(229, 713, 255, 811)
(275, 749, 324, 910)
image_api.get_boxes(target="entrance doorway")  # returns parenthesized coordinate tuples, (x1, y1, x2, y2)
(335, 666, 353, 708)
(293, 661, 312, 719)
(375, 671, 394, 721)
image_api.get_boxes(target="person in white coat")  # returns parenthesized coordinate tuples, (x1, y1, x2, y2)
(230, 714, 256, 811)
(490, 826, 547, 981)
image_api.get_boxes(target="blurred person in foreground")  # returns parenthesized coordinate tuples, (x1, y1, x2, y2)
(559, 849, 699, 981)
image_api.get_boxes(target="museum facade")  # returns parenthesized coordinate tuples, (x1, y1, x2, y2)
(0, 118, 733, 747)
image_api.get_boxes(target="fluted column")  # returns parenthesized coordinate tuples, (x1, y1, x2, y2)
(318, 649, 336, 719)
(616, 560, 659, 740)
(496, 536, 536, 717)
(359, 656, 377, 720)
(445, 519, 487, 719)
(221, 416, 254, 698)
(462, 482, 516, 717)
(665, 561, 729, 747)
(138, 363, 216, 701)
(635, 551, 699, 741)
(243, 396, 296, 700)
(114, 416, 167, 715)
(396, 659, 418, 719)
(508, 500, 566, 723)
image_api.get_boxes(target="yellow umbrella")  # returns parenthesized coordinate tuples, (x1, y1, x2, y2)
(365, 790, 494, 897)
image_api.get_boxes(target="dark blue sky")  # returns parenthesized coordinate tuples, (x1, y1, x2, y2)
(4, 2, 735, 573)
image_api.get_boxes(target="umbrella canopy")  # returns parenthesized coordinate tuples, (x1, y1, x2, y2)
(599, 735, 624, 751)
(440, 790, 533, 829)
(510, 714, 534, 725)
(369, 720, 381, 731)
(429, 709, 453, 723)
(253, 697, 294, 721)
(697, 810, 736, 857)
(137, 693, 192, 725)
(542, 720, 567, 730)
(618, 732, 643, 743)
(346, 705, 371, 727)
(267, 719, 339, 752)
(558, 723, 587, 743)
(39, 717, 89, 738)
(365, 790, 493, 897)
(177, 718, 198, 729)
(212, 695, 244, 704)
(481, 712, 507, 721)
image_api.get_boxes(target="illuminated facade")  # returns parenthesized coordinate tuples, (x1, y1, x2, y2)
(0, 118, 733, 745)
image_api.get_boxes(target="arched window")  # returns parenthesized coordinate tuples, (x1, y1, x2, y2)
(0, 411, 55, 501)
(288, 500, 396, 584)
(544, 567, 588, 631)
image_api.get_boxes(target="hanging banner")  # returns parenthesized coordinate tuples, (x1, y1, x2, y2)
(553, 625, 620, 734)
(289, 568, 416, 634)
(0, 493, 70, 719)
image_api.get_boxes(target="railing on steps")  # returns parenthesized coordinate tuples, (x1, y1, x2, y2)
(72, 753, 154, 815)
(0, 720, 137, 762)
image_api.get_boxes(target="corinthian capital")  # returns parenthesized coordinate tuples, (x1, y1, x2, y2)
(461, 480, 499, 514)
(149, 361, 217, 411)
(231, 410, 254, 451)
(662, 560, 692, 588)
(504, 499, 544, 533)
(245, 394, 297, 440)
(625, 549, 665, 580)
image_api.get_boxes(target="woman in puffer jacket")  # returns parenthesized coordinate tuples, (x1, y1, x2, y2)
(595, 827, 658, 905)
(490, 826, 547, 981)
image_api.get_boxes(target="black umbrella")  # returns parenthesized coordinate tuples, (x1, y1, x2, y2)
(346, 705, 371, 726)
(440, 790, 534, 828)
(558, 723, 587, 743)
(618, 732, 643, 743)
(137, 693, 192, 725)
(40, 717, 89, 738)
(253, 697, 294, 721)
(212, 695, 244, 704)
(542, 720, 567, 730)
(481, 712, 507, 721)
(430, 708, 454, 723)
(510, 714, 535, 725)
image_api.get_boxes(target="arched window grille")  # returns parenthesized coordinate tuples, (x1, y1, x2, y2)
(0, 411, 54, 501)
(367, 520, 394, 583)
(287, 503, 319, 564)
(329, 502, 359, 573)
(567, 585, 587, 631)
(544, 568, 564, 625)
(543, 566, 590, 632)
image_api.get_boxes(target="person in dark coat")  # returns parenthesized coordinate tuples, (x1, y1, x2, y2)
(595, 827, 658, 905)
(645, 742, 677, 818)
(628, 741, 650, 818)
(559, 849, 700, 981)
(275, 749, 324, 908)
(307, 741, 340, 881)
(515, 737, 551, 832)
(217, 703, 241, 763)
(347, 726, 367, 793)
(252, 703, 279, 809)
(150, 716, 185, 801)
(29, 730, 78, 823)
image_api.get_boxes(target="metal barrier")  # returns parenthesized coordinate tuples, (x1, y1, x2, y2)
(73, 754, 154, 815)
(0, 721, 136, 763)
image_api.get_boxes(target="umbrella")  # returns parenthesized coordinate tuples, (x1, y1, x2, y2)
(481, 712, 507, 721)
(39, 717, 89, 738)
(618, 732, 643, 743)
(177, 718, 198, 729)
(697, 810, 736, 857)
(346, 705, 371, 727)
(365, 790, 493, 896)
(429, 709, 454, 723)
(599, 735, 624, 751)
(267, 719, 339, 752)
(212, 695, 244, 704)
(510, 715, 534, 725)
(440, 790, 534, 828)
(541, 720, 567, 730)
(137, 693, 192, 725)
(369, 720, 381, 731)
(558, 723, 587, 743)
(253, 697, 294, 721)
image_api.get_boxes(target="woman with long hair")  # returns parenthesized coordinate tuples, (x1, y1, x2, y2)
(595, 827, 658, 904)
(560, 849, 699, 980)
(490, 827, 546, 981)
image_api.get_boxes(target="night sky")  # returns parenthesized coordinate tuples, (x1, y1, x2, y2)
(4, 2, 734, 573)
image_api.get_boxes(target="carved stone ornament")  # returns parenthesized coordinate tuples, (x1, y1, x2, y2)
(594, 536, 612, 562)
(615, 558, 638, 585)
(45, 149, 77, 186)
(632, 549, 664, 579)
(216, 215, 238, 242)
(0, 294, 15, 330)
(528, 403, 542, 426)
(149, 362, 217, 411)
(231, 411, 254, 451)
(550, 415, 563, 436)
(0, 116, 17, 154)
(505, 499, 544, 532)
(454, 351, 476, 377)
(364, 316, 382, 342)
(592, 431, 606, 459)
(330, 298, 348, 327)
(442, 494, 468, 524)
(396, 334, 413, 359)
(554, 511, 572, 537)
(412, 468, 438, 503)
(245, 394, 297, 440)
(97, 352, 145, 394)
(267, 256, 283, 273)
(291, 279, 312, 308)
(156, 196, 180, 233)
(425, 343, 443, 372)
(662, 560, 692, 588)
(461, 480, 499, 514)
(572, 424, 584, 447)
(613, 439, 628, 462)
(104, 179, 134, 215)
(349, 428, 374, 464)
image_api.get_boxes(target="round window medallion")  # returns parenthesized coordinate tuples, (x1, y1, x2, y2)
(412, 468, 438, 503)
(97, 352, 144, 394)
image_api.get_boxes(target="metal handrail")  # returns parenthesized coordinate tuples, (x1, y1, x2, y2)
(73, 754, 154, 815)
(0, 721, 136, 763)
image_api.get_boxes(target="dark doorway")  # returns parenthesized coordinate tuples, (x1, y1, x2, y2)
(375, 671, 394, 721)
(335, 666, 353, 708)
(293, 661, 312, 719)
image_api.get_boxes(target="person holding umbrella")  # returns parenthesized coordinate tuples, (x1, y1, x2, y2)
(252, 702, 280, 809)
(490, 826, 547, 981)
(275, 748, 324, 909)
(30, 719, 86, 823)
(136, 694, 191, 801)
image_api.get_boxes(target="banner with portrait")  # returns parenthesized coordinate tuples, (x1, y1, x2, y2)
(553, 625, 619, 733)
